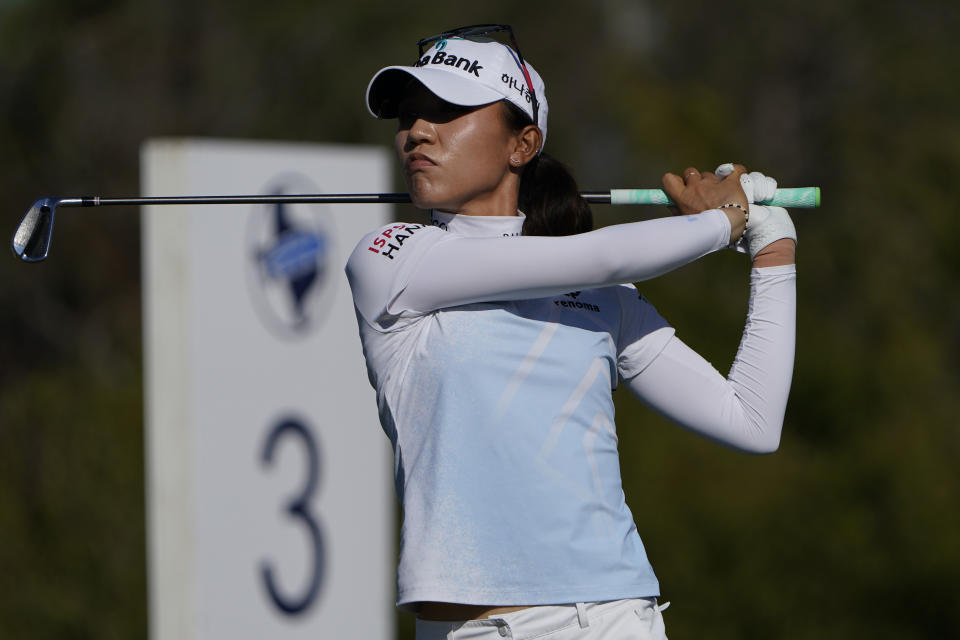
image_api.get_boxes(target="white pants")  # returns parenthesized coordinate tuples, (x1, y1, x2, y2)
(415, 598, 669, 640)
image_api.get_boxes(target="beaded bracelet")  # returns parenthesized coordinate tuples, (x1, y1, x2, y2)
(719, 202, 749, 243)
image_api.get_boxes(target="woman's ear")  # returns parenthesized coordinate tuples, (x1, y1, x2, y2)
(514, 125, 542, 166)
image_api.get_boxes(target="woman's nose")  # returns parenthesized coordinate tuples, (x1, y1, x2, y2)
(406, 118, 434, 147)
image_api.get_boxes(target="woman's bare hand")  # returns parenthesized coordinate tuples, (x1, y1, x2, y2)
(662, 165, 750, 245)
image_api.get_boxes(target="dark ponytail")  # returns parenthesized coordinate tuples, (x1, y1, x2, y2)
(502, 102, 593, 237)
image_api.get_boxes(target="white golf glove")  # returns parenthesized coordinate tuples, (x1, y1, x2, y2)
(714, 163, 797, 259)
(736, 205, 797, 259)
(714, 163, 777, 204)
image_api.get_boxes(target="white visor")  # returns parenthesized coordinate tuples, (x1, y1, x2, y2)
(365, 36, 548, 149)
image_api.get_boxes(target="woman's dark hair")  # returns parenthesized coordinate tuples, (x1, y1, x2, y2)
(502, 101, 593, 237)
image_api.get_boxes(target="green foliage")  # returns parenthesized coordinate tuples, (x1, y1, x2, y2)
(0, 367, 145, 638)
(1, 0, 958, 637)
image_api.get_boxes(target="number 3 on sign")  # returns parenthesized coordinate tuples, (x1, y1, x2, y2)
(259, 418, 325, 615)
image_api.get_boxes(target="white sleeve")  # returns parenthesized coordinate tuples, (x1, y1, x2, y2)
(623, 264, 796, 453)
(345, 221, 441, 330)
(345, 210, 731, 330)
(614, 285, 675, 381)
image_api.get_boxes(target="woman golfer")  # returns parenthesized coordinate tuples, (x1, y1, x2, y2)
(346, 24, 797, 640)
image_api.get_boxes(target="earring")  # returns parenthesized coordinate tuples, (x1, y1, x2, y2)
(510, 156, 521, 167)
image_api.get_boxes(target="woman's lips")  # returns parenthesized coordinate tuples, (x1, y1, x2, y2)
(406, 153, 436, 171)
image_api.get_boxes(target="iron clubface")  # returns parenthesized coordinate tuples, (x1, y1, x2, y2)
(12, 198, 59, 262)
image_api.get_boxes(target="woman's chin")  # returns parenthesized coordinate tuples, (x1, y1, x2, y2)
(408, 187, 453, 212)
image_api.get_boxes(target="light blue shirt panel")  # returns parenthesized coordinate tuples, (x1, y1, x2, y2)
(392, 295, 659, 604)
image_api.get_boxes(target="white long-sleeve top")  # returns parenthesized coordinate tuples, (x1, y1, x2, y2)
(345, 209, 795, 609)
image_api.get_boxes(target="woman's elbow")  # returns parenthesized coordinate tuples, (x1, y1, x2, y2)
(730, 402, 784, 454)
(744, 437, 780, 455)
(735, 428, 782, 455)
(695, 420, 782, 454)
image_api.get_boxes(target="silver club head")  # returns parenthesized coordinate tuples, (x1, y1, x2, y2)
(12, 198, 58, 262)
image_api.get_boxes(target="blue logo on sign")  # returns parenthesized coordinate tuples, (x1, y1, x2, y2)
(246, 176, 337, 339)
(259, 203, 326, 319)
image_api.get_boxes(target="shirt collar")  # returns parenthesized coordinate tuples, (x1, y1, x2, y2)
(430, 210, 526, 238)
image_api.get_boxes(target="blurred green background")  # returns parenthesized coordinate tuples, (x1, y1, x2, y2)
(1, 0, 958, 638)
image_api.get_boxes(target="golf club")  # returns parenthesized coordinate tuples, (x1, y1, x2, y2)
(11, 187, 820, 262)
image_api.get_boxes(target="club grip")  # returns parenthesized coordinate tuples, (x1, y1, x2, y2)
(609, 187, 820, 208)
